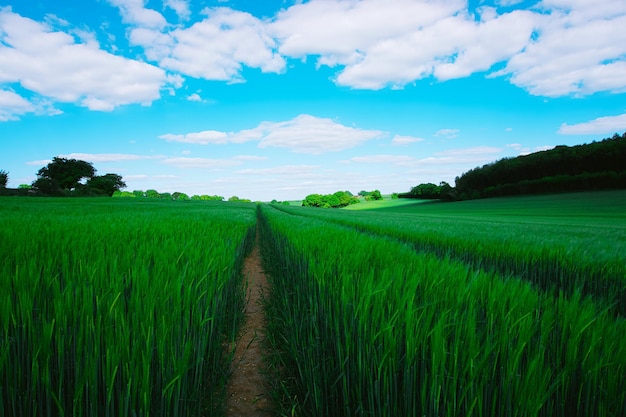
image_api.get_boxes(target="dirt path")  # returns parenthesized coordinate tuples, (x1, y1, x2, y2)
(225, 237, 272, 416)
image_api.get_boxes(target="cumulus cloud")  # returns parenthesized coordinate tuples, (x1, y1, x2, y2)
(270, 0, 537, 89)
(160, 114, 386, 154)
(268, 0, 626, 96)
(0, 8, 168, 111)
(558, 113, 626, 135)
(128, 7, 285, 82)
(101, 0, 626, 97)
(493, 1, 626, 96)
(5, 0, 626, 121)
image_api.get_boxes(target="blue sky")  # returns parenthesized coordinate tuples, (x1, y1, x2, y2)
(1, 0, 625, 201)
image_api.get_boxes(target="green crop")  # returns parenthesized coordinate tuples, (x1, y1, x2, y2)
(0, 198, 256, 417)
(259, 203, 626, 417)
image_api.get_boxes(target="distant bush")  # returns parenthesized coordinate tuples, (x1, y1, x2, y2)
(302, 191, 360, 208)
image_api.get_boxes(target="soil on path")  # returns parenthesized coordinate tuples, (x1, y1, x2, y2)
(225, 237, 273, 416)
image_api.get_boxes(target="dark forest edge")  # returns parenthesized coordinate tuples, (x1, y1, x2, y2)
(403, 132, 626, 201)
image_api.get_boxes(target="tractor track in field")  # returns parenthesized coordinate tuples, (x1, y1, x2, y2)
(225, 232, 273, 417)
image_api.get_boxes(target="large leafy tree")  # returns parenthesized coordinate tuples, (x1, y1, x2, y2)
(32, 157, 126, 197)
(34, 157, 96, 193)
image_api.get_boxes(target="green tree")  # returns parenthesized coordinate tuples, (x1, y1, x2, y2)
(86, 173, 126, 196)
(367, 190, 382, 201)
(302, 193, 324, 207)
(145, 189, 159, 198)
(410, 183, 440, 199)
(0, 170, 8, 188)
(172, 192, 190, 201)
(34, 157, 96, 193)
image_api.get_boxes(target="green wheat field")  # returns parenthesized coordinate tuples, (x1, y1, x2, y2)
(1, 190, 625, 416)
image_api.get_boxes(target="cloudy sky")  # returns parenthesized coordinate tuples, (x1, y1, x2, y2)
(2, 0, 625, 201)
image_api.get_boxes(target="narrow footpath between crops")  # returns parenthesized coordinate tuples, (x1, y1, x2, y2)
(225, 232, 273, 417)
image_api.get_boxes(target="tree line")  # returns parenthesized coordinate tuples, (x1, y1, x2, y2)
(0, 157, 126, 197)
(113, 190, 252, 202)
(454, 132, 626, 199)
(397, 182, 454, 200)
(0, 157, 250, 201)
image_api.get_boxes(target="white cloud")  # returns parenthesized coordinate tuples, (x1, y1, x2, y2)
(494, 1, 626, 96)
(346, 154, 416, 165)
(408, 146, 504, 166)
(107, 0, 167, 29)
(164, 0, 191, 20)
(160, 130, 229, 144)
(162, 157, 243, 169)
(558, 113, 626, 135)
(436, 146, 502, 156)
(434, 128, 460, 138)
(130, 7, 285, 82)
(59, 153, 164, 162)
(272, 0, 462, 65)
(268, 0, 626, 96)
(0, 8, 168, 111)
(496, 0, 525, 6)
(252, 115, 385, 154)
(391, 135, 424, 145)
(271, 0, 537, 89)
(0, 89, 34, 121)
(26, 159, 53, 166)
(123, 174, 150, 181)
(506, 143, 555, 155)
(160, 114, 386, 154)
(433, 9, 537, 81)
(187, 93, 201, 101)
(103, 0, 626, 97)
(234, 165, 319, 176)
(233, 155, 267, 161)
